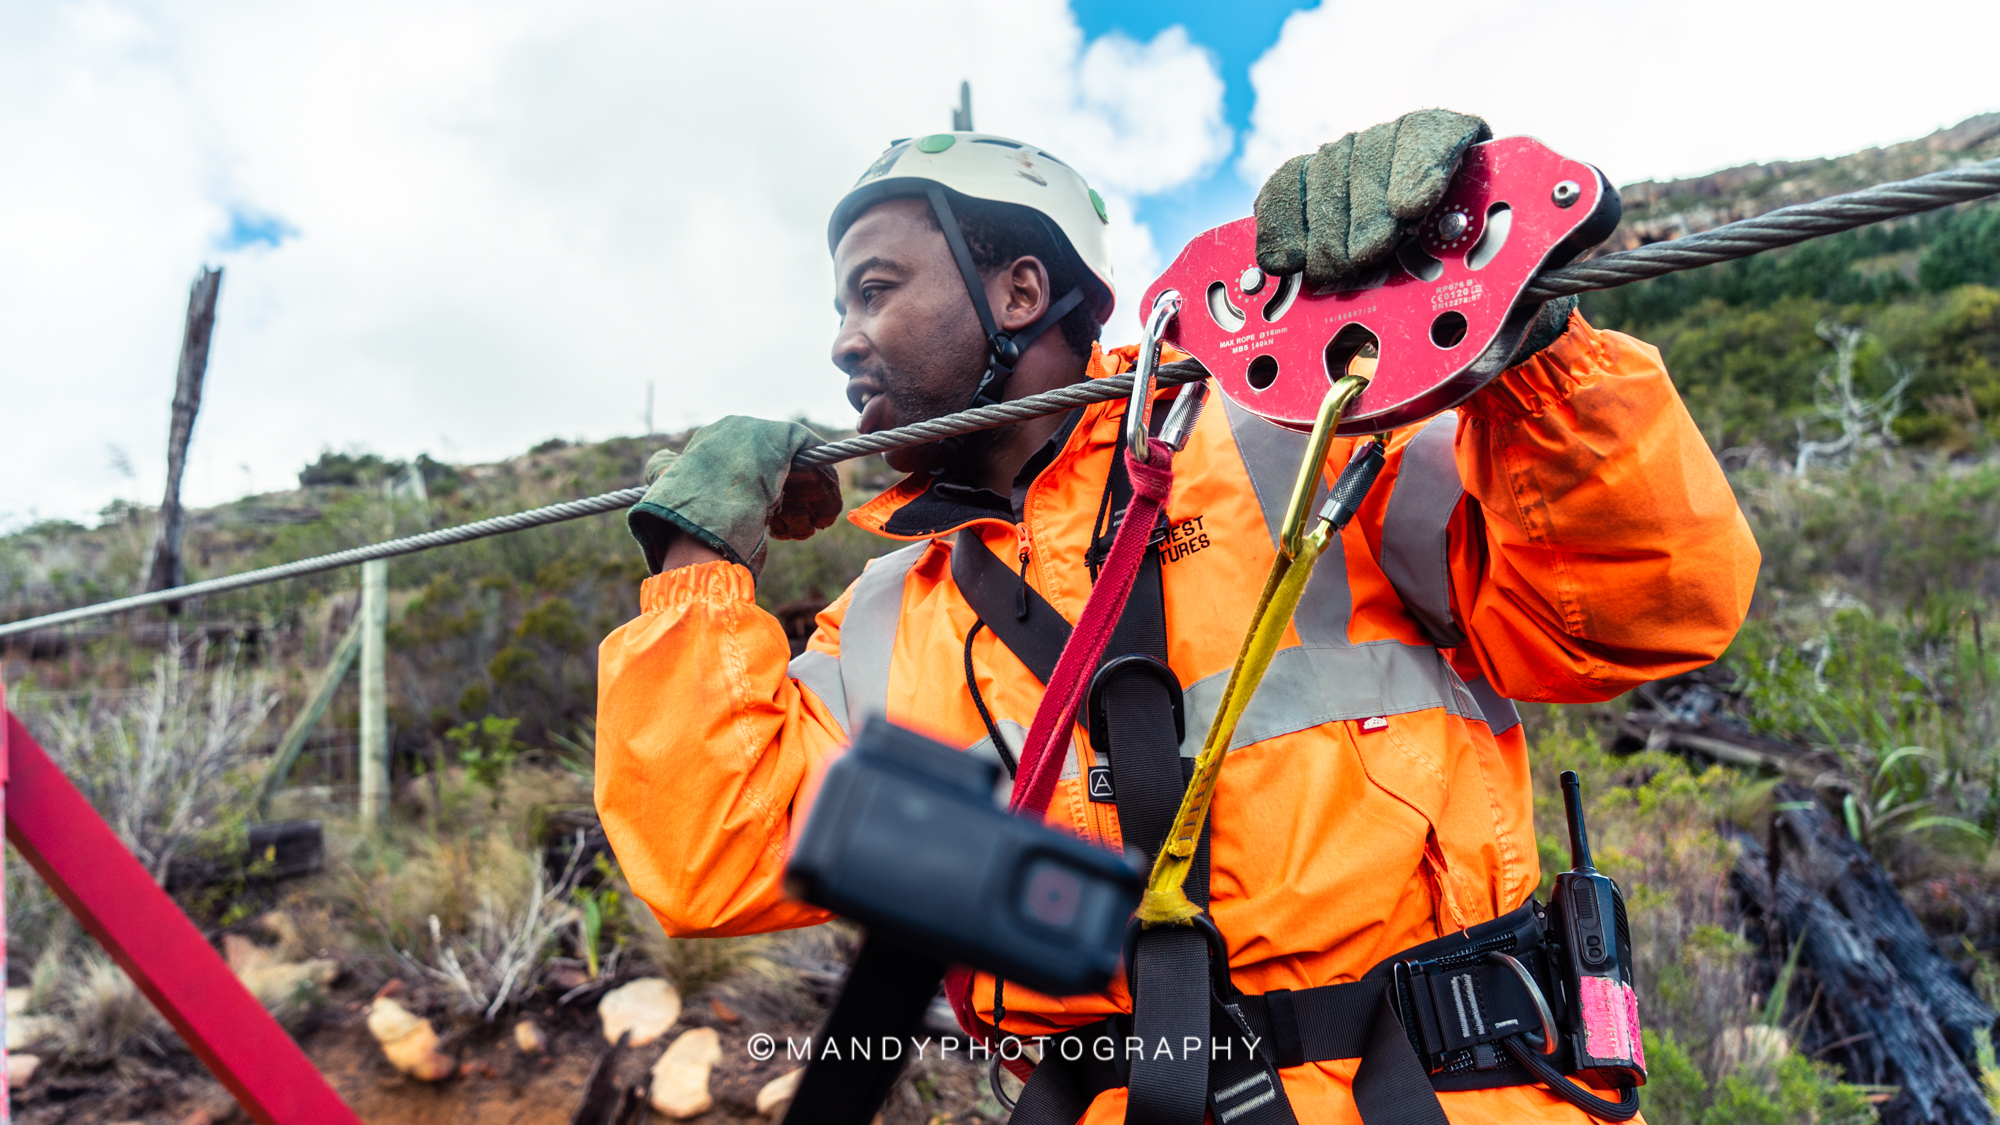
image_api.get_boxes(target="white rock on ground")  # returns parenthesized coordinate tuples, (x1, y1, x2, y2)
(366, 996, 457, 1081)
(222, 934, 339, 1010)
(7, 981, 58, 1053)
(6, 1013, 62, 1051)
(514, 1018, 547, 1053)
(597, 977, 681, 1046)
(8, 1053, 41, 1088)
(756, 1067, 803, 1116)
(649, 1026, 722, 1119)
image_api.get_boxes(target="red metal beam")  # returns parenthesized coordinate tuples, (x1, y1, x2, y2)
(2, 703, 362, 1125)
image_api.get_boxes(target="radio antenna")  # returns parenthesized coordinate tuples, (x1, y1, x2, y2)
(1561, 770, 1596, 872)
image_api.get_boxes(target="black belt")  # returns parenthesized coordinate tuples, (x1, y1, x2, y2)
(1008, 901, 1564, 1125)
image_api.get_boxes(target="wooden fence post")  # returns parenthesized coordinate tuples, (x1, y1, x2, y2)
(256, 615, 364, 820)
(358, 560, 388, 828)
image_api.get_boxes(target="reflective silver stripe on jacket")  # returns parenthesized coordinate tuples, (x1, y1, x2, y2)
(786, 541, 926, 738)
(788, 650, 847, 736)
(1184, 399, 1488, 755)
(1464, 674, 1522, 736)
(1379, 412, 1469, 648)
(965, 719, 1028, 806)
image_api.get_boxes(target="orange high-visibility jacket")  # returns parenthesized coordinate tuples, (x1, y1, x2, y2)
(596, 313, 1758, 1124)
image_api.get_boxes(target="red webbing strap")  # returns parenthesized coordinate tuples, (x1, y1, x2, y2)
(945, 438, 1175, 1065)
(2, 701, 363, 1125)
(1008, 439, 1174, 818)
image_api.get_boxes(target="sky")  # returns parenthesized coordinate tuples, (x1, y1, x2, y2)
(3, 0, 1997, 528)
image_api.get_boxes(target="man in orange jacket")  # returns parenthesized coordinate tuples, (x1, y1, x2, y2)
(597, 109, 1759, 1124)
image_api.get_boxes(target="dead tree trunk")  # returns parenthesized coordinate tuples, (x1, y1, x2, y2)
(145, 266, 224, 614)
(1768, 783, 1997, 1069)
(1729, 803, 1992, 1125)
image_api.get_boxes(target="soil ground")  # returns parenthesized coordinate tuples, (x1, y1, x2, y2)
(8, 975, 997, 1125)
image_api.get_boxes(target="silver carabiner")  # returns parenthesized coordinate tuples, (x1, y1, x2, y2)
(1127, 290, 1183, 463)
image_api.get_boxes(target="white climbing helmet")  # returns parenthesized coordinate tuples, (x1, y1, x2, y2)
(828, 132, 1117, 325)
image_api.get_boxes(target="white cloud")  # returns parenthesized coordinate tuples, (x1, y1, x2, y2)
(0, 0, 1228, 525)
(1241, 0, 2000, 190)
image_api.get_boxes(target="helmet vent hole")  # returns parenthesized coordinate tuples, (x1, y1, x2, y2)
(1324, 324, 1381, 382)
(1205, 282, 1246, 333)
(1247, 354, 1280, 391)
(1465, 204, 1512, 271)
(1430, 311, 1469, 349)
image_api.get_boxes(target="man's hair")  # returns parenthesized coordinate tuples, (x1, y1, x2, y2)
(918, 191, 1104, 361)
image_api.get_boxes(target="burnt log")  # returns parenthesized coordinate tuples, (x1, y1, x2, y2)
(1769, 783, 1997, 1070)
(164, 819, 322, 891)
(1730, 824, 1991, 1125)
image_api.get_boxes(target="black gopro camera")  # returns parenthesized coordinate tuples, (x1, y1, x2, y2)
(786, 716, 1142, 998)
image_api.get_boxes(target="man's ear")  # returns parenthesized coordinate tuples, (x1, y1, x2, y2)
(995, 255, 1050, 332)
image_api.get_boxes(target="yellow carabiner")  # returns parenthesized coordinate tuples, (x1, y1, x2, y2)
(1136, 373, 1371, 926)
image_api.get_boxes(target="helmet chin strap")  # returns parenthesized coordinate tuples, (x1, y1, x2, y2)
(925, 185, 1087, 413)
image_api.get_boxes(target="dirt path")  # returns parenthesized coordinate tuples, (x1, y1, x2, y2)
(8, 989, 987, 1125)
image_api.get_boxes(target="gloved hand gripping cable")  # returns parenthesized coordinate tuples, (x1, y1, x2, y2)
(1137, 375, 1387, 926)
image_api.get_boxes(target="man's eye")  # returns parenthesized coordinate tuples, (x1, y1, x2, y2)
(862, 284, 888, 307)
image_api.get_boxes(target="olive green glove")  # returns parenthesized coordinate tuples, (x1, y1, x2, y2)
(628, 416, 842, 578)
(1255, 109, 1491, 290)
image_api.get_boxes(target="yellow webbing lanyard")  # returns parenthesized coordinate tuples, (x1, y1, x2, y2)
(1137, 372, 1373, 926)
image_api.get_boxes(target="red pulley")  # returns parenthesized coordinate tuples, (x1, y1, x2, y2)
(1140, 136, 1621, 433)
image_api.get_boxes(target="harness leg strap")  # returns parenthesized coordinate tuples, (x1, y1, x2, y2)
(1126, 926, 1211, 1125)
(1352, 992, 1452, 1125)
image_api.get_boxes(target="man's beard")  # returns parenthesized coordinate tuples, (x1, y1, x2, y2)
(863, 360, 997, 476)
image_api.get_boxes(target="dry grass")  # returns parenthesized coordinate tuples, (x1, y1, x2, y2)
(25, 636, 275, 882)
(1522, 708, 1873, 1123)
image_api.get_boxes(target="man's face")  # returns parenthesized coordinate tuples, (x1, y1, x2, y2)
(831, 197, 989, 474)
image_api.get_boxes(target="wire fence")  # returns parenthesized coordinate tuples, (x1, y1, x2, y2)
(4, 156, 1997, 642)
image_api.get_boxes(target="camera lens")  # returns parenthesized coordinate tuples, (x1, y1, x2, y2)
(1020, 859, 1085, 931)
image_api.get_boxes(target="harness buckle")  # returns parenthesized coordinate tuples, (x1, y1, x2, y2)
(1485, 950, 1559, 1055)
(1123, 912, 1234, 1002)
(1087, 654, 1186, 758)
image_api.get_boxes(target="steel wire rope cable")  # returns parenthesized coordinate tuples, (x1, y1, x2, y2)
(0, 369, 1204, 638)
(1524, 158, 2000, 301)
(5, 157, 1997, 641)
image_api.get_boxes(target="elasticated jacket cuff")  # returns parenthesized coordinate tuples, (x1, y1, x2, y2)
(1459, 309, 1602, 425)
(638, 559, 758, 615)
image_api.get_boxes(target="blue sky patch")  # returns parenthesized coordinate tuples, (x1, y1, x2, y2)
(218, 206, 298, 252)
(1071, 0, 1314, 262)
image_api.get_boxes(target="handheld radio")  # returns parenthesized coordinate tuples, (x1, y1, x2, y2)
(1549, 770, 1646, 1090)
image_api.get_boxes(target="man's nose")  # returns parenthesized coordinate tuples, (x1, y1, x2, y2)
(831, 315, 868, 375)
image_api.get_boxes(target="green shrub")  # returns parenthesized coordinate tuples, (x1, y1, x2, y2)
(446, 715, 524, 805)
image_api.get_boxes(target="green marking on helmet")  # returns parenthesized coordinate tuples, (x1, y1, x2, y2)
(917, 134, 956, 154)
(1089, 188, 1109, 224)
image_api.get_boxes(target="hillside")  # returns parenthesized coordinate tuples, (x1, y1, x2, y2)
(1605, 112, 2000, 250)
(1581, 112, 2000, 456)
(6, 117, 2000, 1124)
